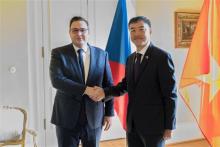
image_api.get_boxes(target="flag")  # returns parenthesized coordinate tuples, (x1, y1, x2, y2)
(106, 0, 131, 130)
(179, 0, 220, 146)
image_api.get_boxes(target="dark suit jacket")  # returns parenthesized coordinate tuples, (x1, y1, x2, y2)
(105, 43, 177, 134)
(50, 43, 114, 130)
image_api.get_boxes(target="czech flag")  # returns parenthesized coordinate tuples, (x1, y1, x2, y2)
(105, 0, 131, 130)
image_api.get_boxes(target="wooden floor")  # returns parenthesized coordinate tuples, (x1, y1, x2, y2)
(99, 139, 210, 147)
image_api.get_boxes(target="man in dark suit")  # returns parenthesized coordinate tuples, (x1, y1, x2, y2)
(49, 16, 114, 147)
(90, 16, 177, 147)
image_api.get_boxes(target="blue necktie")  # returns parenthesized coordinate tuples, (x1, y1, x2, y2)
(78, 49, 85, 83)
(134, 53, 142, 82)
(78, 49, 86, 125)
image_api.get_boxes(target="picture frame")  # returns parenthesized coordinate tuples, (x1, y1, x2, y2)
(175, 11, 200, 48)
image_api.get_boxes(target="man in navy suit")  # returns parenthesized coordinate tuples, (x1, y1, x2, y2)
(49, 16, 114, 147)
(90, 16, 177, 147)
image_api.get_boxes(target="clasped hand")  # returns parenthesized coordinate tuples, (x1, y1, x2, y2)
(84, 86, 105, 102)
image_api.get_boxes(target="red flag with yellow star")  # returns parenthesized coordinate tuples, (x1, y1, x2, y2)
(179, 0, 220, 146)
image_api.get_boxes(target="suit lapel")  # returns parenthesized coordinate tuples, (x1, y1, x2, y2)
(67, 44, 85, 83)
(135, 44, 154, 85)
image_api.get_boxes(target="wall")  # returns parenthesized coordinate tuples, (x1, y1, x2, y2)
(0, 0, 45, 145)
(0, 0, 28, 108)
(136, 0, 204, 144)
(0, 1, 2, 102)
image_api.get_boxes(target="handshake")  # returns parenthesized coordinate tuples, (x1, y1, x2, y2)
(84, 86, 105, 102)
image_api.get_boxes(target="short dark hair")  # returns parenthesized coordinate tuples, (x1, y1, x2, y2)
(128, 16, 151, 28)
(69, 16, 89, 28)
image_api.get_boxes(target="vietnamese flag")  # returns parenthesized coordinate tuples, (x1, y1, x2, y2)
(105, 0, 131, 130)
(179, 0, 220, 146)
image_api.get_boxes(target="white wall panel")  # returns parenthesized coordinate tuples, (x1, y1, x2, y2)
(0, 1, 3, 103)
(0, 0, 28, 109)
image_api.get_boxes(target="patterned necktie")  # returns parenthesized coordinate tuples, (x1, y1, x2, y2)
(134, 53, 142, 82)
(78, 49, 85, 83)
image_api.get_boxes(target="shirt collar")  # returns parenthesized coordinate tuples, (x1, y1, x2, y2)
(136, 41, 150, 56)
(72, 44, 88, 53)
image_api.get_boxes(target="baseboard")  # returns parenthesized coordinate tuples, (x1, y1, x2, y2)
(167, 138, 205, 145)
(166, 121, 204, 144)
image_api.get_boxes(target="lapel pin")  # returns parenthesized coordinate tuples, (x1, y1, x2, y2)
(145, 56, 149, 60)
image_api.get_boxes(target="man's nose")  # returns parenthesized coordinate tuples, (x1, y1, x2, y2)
(76, 31, 83, 35)
(134, 33, 141, 37)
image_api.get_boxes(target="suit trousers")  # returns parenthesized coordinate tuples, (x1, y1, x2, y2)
(126, 121, 165, 147)
(56, 124, 102, 147)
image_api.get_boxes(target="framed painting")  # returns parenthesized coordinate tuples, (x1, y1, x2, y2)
(175, 11, 200, 48)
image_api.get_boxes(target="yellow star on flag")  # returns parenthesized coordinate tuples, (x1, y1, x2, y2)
(197, 56, 220, 102)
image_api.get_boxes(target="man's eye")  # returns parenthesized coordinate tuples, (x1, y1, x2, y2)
(71, 29, 88, 34)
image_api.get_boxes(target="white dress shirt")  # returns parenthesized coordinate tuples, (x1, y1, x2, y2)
(73, 44, 90, 82)
(136, 41, 150, 63)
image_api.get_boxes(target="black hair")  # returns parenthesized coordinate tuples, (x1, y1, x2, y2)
(69, 16, 89, 28)
(128, 16, 151, 28)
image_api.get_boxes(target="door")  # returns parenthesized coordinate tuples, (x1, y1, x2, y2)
(43, 1, 88, 146)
